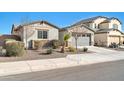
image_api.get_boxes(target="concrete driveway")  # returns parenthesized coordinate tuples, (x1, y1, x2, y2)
(66, 46, 124, 63)
(83, 46, 117, 53)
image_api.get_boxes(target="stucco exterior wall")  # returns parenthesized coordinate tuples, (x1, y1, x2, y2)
(99, 23, 110, 29)
(59, 30, 68, 42)
(92, 17, 107, 29)
(109, 19, 122, 31)
(108, 36, 120, 45)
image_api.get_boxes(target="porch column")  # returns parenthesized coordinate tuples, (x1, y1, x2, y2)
(90, 33, 94, 46)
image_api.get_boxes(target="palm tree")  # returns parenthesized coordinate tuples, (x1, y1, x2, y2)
(61, 34, 71, 53)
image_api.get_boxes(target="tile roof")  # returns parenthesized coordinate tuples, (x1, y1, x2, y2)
(73, 16, 108, 25)
(14, 20, 60, 30)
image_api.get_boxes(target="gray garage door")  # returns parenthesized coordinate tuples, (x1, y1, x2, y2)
(71, 36, 90, 46)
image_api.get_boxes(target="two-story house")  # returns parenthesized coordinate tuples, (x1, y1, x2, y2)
(60, 16, 124, 47)
(75, 16, 124, 47)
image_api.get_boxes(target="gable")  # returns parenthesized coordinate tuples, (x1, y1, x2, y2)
(93, 17, 107, 24)
(110, 19, 121, 25)
(68, 25, 94, 34)
(23, 21, 59, 30)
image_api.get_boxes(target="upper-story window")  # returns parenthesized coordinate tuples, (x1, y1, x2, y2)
(113, 24, 118, 29)
(94, 23, 97, 29)
(98, 24, 100, 29)
(38, 30, 48, 39)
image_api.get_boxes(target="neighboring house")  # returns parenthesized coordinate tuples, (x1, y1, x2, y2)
(0, 35, 21, 46)
(70, 16, 124, 47)
(11, 21, 59, 48)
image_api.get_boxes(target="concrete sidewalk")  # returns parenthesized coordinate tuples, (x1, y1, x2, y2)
(0, 50, 124, 77)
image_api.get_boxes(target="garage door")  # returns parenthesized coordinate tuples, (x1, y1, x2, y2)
(109, 36, 120, 44)
(71, 36, 90, 46)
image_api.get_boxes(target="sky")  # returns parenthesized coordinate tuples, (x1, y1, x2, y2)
(0, 12, 124, 34)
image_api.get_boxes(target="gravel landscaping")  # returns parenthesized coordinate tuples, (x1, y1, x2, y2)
(0, 49, 92, 62)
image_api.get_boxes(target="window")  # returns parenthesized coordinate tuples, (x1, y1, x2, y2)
(98, 24, 100, 29)
(43, 31, 47, 39)
(113, 24, 118, 29)
(94, 23, 97, 28)
(38, 30, 48, 39)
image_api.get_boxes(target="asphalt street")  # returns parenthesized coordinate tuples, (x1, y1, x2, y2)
(0, 60, 124, 81)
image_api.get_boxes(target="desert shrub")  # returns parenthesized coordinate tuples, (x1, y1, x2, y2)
(4, 39, 16, 42)
(0, 46, 2, 50)
(109, 43, 119, 48)
(42, 48, 52, 54)
(68, 46, 76, 52)
(46, 48, 52, 54)
(83, 47, 88, 52)
(33, 40, 48, 50)
(6, 41, 25, 57)
(33, 40, 42, 50)
(0, 46, 6, 56)
(50, 40, 61, 49)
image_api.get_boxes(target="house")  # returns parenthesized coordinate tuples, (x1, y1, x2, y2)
(11, 21, 60, 48)
(70, 16, 124, 47)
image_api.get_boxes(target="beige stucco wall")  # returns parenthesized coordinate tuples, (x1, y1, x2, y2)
(99, 23, 110, 29)
(94, 33, 108, 46)
(59, 30, 68, 42)
(109, 19, 122, 31)
(92, 17, 107, 29)
(108, 36, 120, 45)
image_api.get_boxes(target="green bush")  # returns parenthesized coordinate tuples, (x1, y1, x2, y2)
(51, 40, 61, 49)
(68, 46, 76, 52)
(0, 46, 6, 56)
(6, 41, 25, 57)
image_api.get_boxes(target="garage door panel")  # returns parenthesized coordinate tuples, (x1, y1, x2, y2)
(109, 36, 120, 44)
(71, 36, 90, 46)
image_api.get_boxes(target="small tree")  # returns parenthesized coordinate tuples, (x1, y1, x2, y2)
(61, 34, 71, 53)
(64, 34, 71, 47)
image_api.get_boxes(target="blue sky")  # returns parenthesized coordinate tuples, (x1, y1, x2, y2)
(0, 12, 124, 34)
